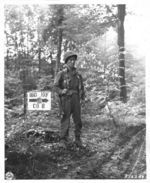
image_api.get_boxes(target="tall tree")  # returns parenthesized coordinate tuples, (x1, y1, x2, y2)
(42, 5, 64, 77)
(117, 4, 127, 102)
(55, 5, 64, 76)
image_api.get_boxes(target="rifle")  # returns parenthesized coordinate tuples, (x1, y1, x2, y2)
(58, 95, 64, 118)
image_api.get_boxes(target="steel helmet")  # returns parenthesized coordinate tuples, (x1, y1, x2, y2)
(63, 51, 77, 63)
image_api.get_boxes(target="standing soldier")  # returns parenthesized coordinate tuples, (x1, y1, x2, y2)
(54, 51, 85, 147)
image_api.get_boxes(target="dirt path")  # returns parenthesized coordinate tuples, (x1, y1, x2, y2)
(5, 115, 146, 179)
(54, 125, 146, 179)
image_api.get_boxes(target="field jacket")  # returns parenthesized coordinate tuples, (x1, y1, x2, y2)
(54, 67, 85, 100)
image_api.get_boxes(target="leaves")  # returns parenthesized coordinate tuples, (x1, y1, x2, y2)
(4, 4, 146, 179)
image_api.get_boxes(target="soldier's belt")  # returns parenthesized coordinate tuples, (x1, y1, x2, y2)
(66, 89, 78, 96)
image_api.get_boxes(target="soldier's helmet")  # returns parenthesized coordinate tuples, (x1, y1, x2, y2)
(63, 51, 77, 63)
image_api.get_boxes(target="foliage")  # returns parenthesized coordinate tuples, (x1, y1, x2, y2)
(4, 4, 118, 107)
(4, 4, 145, 129)
(4, 5, 146, 179)
(5, 70, 22, 98)
(37, 75, 54, 91)
(75, 28, 119, 104)
(5, 109, 145, 179)
(129, 85, 145, 105)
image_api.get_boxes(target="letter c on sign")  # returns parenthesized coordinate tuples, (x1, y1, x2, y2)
(33, 104, 36, 108)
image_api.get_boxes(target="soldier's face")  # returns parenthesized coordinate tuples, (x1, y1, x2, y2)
(67, 56, 76, 69)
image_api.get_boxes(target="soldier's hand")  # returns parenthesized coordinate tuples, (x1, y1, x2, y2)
(61, 89, 68, 95)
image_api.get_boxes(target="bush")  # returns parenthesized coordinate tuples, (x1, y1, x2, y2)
(37, 75, 54, 91)
(129, 85, 145, 105)
(5, 77, 22, 99)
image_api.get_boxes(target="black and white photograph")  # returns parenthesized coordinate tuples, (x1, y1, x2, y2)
(2, 0, 149, 180)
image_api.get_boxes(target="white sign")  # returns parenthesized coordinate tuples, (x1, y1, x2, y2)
(27, 91, 51, 111)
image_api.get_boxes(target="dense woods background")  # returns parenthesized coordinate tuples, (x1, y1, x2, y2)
(4, 4, 146, 179)
(4, 4, 145, 112)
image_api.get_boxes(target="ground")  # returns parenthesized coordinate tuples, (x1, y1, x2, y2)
(5, 108, 146, 179)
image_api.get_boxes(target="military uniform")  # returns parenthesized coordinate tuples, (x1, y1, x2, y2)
(54, 52, 85, 145)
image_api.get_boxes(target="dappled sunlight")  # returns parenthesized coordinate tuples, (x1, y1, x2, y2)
(4, 4, 146, 179)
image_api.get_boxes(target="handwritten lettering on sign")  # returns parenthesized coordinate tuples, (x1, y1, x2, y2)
(27, 91, 51, 110)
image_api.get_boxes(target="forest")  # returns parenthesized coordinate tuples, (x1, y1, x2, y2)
(4, 4, 146, 179)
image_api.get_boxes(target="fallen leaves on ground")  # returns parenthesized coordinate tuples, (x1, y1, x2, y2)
(5, 112, 146, 179)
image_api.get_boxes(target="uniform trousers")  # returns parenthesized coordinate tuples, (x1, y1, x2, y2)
(60, 93, 82, 140)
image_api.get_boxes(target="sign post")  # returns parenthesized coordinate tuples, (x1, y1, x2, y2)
(27, 91, 51, 111)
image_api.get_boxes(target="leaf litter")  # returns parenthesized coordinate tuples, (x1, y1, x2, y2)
(5, 112, 146, 179)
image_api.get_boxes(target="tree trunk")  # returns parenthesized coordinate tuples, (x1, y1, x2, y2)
(55, 6, 64, 77)
(63, 39, 69, 52)
(117, 4, 127, 103)
(38, 47, 41, 77)
(49, 52, 55, 78)
(6, 49, 9, 70)
(22, 69, 27, 117)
